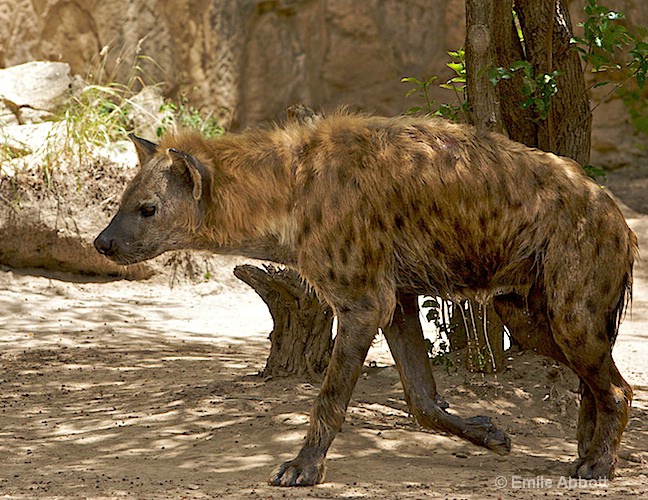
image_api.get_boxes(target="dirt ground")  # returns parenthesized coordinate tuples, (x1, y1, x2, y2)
(2, 174, 648, 498)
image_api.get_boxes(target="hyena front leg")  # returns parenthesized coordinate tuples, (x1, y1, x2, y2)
(384, 292, 511, 455)
(268, 302, 380, 486)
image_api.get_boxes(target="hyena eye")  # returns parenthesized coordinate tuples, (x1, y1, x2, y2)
(140, 204, 157, 217)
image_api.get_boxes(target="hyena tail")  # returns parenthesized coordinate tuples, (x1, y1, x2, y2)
(607, 268, 634, 346)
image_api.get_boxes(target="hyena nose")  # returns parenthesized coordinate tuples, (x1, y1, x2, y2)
(94, 234, 116, 256)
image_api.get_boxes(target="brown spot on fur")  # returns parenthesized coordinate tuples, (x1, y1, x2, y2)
(339, 246, 349, 266)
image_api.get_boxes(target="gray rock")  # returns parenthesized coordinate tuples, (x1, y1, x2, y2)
(0, 61, 73, 123)
(0, 100, 19, 126)
(127, 86, 167, 141)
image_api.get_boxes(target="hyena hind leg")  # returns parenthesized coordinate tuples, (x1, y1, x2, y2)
(383, 292, 510, 455)
(492, 289, 609, 475)
(492, 288, 568, 363)
(576, 381, 597, 459)
(547, 301, 632, 479)
(558, 330, 632, 479)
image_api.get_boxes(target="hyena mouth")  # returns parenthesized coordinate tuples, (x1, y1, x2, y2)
(112, 247, 166, 265)
(95, 240, 164, 266)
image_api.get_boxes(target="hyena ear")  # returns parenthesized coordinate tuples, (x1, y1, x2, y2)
(128, 134, 157, 166)
(167, 148, 211, 201)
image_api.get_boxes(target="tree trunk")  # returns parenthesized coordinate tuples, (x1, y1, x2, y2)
(514, 0, 592, 164)
(465, 0, 503, 131)
(461, 0, 507, 372)
(493, 0, 538, 145)
(233, 264, 333, 380)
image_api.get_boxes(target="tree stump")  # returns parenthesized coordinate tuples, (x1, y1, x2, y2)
(233, 264, 334, 380)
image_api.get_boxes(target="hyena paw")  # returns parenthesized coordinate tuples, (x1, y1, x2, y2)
(569, 454, 616, 480)
(268, 457, 326, 487)
(435, 393, 450, 409)
(464, 415, 511, 456)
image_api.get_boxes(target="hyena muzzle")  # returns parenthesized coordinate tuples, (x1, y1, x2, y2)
(95, 110, 637, 486)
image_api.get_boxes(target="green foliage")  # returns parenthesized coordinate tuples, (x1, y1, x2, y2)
(488, 1, 645, 129)
(1, 46, 225, 185)
(486, 0, 646, 178)
(618, 87, 648, 139)
(421, 296, 457, 371)
(570, 0, 647, 86)
(60, 84, 134, 156)
(21, 50, 157, 179)
(629, 41, 648, 89)
(402, 75, 439, 116)
(488, 61, 561, 121)
(0, 130, 30, 163)
(583, 164, 607, 182)
(422, 297, 450, 329)
(157, 97, 224, 139)
(402, 49, 467, 122)
(425, 336, 455, 373)
(569, 0, 648, 140)
(61, 51, 163, 147)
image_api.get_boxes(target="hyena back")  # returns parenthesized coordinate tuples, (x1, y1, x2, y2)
(95, 110, 637, 485)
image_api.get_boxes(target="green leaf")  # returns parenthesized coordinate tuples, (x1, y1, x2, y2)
(583, 164, 607, 181)
(488, 66, 513, 86)
(510, 60, 532, 72)
(447, 62, 464, 73)
(607, 11, 625, 20)
(521, 81, 536, 95)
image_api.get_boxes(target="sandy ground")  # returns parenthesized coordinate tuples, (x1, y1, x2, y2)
(1, 215, 648, 499)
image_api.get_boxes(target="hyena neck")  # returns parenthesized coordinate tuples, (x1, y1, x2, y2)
(196, 128, 300, 260)
(203, 238, 298, 266)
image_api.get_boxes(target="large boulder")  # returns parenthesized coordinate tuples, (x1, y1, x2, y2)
(0, 61, 75, 123)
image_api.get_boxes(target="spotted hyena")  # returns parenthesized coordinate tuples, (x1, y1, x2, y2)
(95, 109, 637, 486)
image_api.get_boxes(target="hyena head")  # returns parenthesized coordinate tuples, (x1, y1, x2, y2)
(94, 134, 210, 265)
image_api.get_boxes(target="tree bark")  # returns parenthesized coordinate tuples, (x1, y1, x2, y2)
(234, 264, 333, 380)
(462, 0, 507, 372)
(515, 0, 592, 164)
(465, 0, 503, 132)
(493, 0, 538, 145)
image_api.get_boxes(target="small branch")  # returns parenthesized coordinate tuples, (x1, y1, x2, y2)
(459, 301, 473, 365)
(481, 303, 498, 372)
(546, 0, 556, 152)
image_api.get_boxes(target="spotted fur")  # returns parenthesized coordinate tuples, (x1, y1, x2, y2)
(96, 110, 637, 485)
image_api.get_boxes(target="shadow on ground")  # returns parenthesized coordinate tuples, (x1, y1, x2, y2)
(1, 270, 647, 498)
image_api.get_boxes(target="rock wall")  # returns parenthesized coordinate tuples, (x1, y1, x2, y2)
(0, 0, 464, 127)
(1, 0, 646, 168)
